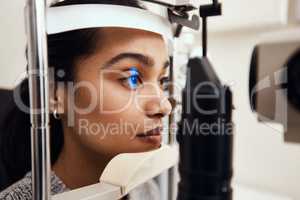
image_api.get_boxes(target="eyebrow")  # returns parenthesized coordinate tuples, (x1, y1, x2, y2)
(103, 52, 170, 69)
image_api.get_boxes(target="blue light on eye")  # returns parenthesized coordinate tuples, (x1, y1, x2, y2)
(128, 67, 139, 89)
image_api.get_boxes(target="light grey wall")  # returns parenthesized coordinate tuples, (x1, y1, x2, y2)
(204, 30, 300, 199)
(0, 0, 27, 88)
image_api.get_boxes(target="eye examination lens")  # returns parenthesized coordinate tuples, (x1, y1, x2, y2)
(287, 49, 300, 111)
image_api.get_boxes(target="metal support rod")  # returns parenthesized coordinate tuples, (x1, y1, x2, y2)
(168, 56, 176, 200)
(168, 167, 176, 200)
(200, 0, 221, 57)
(202, 17, 207, 57)
(168, 56, 175, 145)
(25, 0, 51, 199)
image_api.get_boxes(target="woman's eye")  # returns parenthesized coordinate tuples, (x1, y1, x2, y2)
(160, 77, 170, 91)
(127, 74, 142, 89)
(119, 67, 143, 90)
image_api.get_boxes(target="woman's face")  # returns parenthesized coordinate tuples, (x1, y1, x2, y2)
(61, 28, 172, 158)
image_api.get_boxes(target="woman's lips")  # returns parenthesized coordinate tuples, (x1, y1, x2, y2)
(136, 127, 163, 145)
(136, 127, 163, 137)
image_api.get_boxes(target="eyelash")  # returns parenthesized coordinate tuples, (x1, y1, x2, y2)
(160, 77, 170, 91)
(119, 68, 170, 91)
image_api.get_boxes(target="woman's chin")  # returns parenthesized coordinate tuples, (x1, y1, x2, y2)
(132, 137, 162, 152)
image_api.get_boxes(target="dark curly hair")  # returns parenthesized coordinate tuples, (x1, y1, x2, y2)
(0, 0, 143, 191)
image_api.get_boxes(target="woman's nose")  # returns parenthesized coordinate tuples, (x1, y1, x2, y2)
(144, 91, 172, 119)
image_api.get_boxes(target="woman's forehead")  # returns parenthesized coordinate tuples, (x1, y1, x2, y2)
(74, 28, 169, 72)
(92, 27, 172, 58)
(100, 27, 165, 43)
(94, 27, 168, 58)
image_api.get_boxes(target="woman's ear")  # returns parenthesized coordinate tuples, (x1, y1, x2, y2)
(50, 84, 65, 115)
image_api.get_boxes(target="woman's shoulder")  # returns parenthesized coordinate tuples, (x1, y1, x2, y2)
(0, 171, 69, 200)
(0, 172, 32, 199)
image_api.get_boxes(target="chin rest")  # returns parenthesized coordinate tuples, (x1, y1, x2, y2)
(52, 144, 179, 200)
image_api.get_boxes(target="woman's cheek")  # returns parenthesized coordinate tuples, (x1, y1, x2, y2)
(99, 78, 135, 113)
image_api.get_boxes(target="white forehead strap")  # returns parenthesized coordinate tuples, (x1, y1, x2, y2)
(47, 4, 174, 54)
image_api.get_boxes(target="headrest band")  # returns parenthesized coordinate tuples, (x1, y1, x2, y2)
(47, 4, 173, 42)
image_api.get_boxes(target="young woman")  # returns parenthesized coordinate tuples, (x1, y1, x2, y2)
(0, 0, 172, 199)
